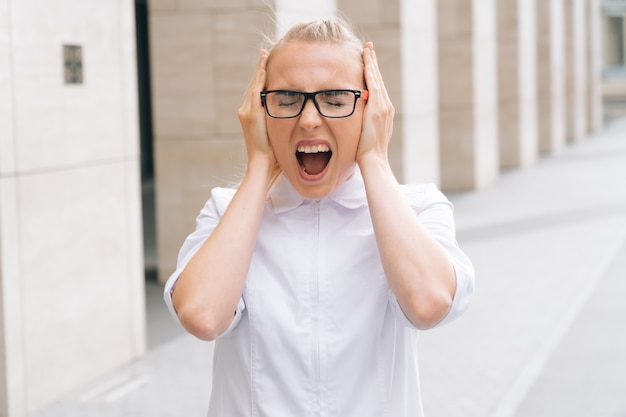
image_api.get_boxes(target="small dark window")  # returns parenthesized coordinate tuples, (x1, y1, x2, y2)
(63, 45, 83, 84)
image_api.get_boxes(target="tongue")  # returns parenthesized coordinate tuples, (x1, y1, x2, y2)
(300, 152, 330, 176)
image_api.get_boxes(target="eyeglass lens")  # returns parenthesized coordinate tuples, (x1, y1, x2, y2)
(264, 90, 358, 118)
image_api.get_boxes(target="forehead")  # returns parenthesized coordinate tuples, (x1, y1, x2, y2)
(265, 41, 363, 90)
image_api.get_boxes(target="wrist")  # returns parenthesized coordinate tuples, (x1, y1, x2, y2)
(357, 151, 390, 173)
(246, 156, 279, 190)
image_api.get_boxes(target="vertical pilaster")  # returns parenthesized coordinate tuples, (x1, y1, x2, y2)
(497, 0, 538, 169)
(438, 0, 499, 190)
(537, 0, 566, 154)
(274, 0, 337, 36)
(338, 0, 440, 184)
(586, 0, 603, 133)
(564, 0, 587, 142)
(400, 0, 440, 184)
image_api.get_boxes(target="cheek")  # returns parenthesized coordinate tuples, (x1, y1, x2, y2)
(339, 117, 364, 151)
(266, 120, 291, 158)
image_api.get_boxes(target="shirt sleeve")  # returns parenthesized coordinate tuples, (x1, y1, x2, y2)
(163, 187, 246, 337)
(389, 183, 475, 328)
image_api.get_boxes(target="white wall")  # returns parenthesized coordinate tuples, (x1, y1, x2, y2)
(0, 1, 145, 415)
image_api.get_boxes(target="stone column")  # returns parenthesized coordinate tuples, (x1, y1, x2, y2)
(497, 0, 538, 169)
(536, 0, 566, 154)
(150, 0, 337, 282)
(0, 3, 22, 412)
(586, 0, 603, 133)
(274, 0, 338, 36)
(0, 1, 145, 415)
(438, 0, 499, 190)
(564, 0, 587, 142)
(338, 0, 440, 185)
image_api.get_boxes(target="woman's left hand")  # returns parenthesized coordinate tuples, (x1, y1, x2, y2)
(356, 42, 395, 166)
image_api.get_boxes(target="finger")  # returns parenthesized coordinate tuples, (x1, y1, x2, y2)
(366, 45, 391, 103)
(363, 44, 383, 99)
(363, 43, 376, 91)
(239, 50, 269, 120)
(369, 49, 391, 109)
(250, 51, 268, 99)
(253, 49, 269, 88)
(241, 50, 269, 113)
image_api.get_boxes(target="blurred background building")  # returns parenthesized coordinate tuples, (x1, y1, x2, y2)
(0, 0, 624, 416)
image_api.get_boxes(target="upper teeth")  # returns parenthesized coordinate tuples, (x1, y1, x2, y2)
(297, 144, 330, 153)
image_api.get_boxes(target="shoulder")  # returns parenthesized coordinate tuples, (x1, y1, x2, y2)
(204, 187, 238, 217)
(398, 183, 451, 210)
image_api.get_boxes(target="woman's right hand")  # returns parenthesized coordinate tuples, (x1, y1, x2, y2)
(237, 50, 275, 168)
(175, 53, 278, 341)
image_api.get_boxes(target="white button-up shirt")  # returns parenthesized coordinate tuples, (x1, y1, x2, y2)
(165, 170, 474, 417)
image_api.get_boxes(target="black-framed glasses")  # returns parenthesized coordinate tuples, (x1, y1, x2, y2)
(260, 89, 369, 119)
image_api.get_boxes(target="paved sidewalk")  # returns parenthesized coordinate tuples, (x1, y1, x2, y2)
(30, 118, 626, 417)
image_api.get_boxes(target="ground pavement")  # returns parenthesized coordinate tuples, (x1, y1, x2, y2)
(31, 118, 626, 417)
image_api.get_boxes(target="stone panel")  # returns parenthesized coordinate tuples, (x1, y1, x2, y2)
(9, 0, 132, 173)
(18, 162, 143, 413)
(155, 138, 247, 282)
(439, 107, 475, 189)
(0, 2, 145, 415)
(338, 0, 384, 27)
(0, 177, 26, 417)
(438, 0, 474, 36)
(149, 13, 214, 137)
(586, 0, 602, 133)
(340, 0, 439, 184)
(149, 0, 177, 12)
(212, 10, 272, 136)
(564, 0, 587, 142)
(439, 0, 499, 190)
(497, 0, 538, 169)
(275, 0, 337, 34)
(399, 0, 440, 184)
(0, 0, 15, 175)
(179, 0, 248, 11)
(473, 105, 499, 188)
(438, 37, 475, 108)
(537, 0, 566, 154)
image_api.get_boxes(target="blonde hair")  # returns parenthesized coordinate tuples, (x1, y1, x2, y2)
(265, 18, 364, 67)
(262, 18, 365, 188)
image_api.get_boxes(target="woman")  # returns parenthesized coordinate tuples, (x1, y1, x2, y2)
(165, 18, 474, 417)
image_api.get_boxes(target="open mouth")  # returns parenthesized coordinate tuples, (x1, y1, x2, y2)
(296, 144, 332, 176)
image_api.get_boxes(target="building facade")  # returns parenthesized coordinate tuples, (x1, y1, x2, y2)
(0, 1, 145, 416)
(0, 0, 606, 415)
(148, 0, 602, 283)
(602, 0, 626, 119)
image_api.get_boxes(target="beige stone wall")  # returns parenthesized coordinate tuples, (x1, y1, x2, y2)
(149, 0, 606, 293)
(537, 0, 567, 154)
(399, 0, 440, 185)
(150, 1, 338, 283)
(497, 0, 538, 169)
(0, 0, 145, 415)
(586, 0, 603, 133)
(338, 0, 404, 181)
(338, 0, 440, 185)
(438, 0, 499, 190)
(565, 0, 588, 142)
(151, 1, 268, 283)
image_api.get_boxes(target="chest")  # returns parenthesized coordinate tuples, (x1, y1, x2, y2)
(243, 201, 388, 327)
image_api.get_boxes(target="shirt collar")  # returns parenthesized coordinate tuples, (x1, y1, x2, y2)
(268, 168, 368, 213)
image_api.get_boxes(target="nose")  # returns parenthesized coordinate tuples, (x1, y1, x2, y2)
(298, 98, 322, 129)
